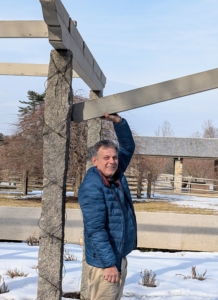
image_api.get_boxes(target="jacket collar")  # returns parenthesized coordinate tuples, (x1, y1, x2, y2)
(97, 168, 121, 188)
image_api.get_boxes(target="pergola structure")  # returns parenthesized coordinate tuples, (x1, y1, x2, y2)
(1, 1, 218, 299)
(0, 1, 106, 299)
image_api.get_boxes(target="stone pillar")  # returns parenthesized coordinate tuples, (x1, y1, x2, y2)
(37, 50, 73, 300)
(174, 158, 183, 193)
(80, 90, 102, 300)
(85, 90, 103, 169)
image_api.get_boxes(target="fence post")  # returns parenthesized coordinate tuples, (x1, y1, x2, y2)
(147, 172, 152, 199)
(137, 173, 143, 198)
(23, 170, 28, 195)
(214, 160, 218, 191)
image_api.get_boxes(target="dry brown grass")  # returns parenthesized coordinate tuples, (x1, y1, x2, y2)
(5, 268, 28, 278)
(0, 195, 80, 209)
(0, 194, 218, 215)
(0, 276, 9, 294)
(0, 195, 41, 207)
(176, 266, 207, 280)
(133, 201, 218, 215)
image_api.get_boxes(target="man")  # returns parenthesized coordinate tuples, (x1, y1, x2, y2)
(79, 113, 137, 300)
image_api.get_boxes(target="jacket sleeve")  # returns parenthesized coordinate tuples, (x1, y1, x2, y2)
(114, 118, 135, 172)
(79, 179, 117, 268)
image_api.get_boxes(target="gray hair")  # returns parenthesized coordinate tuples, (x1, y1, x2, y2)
(91, 140, 118, 157)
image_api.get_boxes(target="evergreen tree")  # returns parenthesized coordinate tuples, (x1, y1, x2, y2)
(0, 133, 7, 142)
(18, 90, 45, 115)
(0, 133, 5, 141)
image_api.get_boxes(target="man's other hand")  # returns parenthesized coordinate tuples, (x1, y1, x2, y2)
(103, 266, 119, 283)
(101, 113, 122, 124)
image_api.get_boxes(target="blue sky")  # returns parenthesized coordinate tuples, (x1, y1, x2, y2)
(0, 0, 218, 136)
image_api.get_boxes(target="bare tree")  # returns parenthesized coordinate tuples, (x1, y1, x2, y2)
(155, 120, 174, 137)
(2, 104, 44, 175)
(202, 120, 218, 138)
(187, 119, 218, 181)
(183, 159, 214, 179)
(0, 91, 89, 186)
(0, 91, 125, 197)
(127, 120, 175, 198)
(191, 131, 201, 138)
(192, 120, 218, 138)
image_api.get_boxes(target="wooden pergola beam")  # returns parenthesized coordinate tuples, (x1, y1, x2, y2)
(40, 0, 106, 91)
(0, 21, 48, 38)
(0, 6, 106, 91)
(0, 62, 79, 77)
(72, 68, 218, 123)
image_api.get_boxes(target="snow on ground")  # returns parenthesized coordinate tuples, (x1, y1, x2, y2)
(1, 191, 218, 299)
(0, 243, 218, 300)
(132, 192, 218, 211)
(154, 193, 218, 211)
(2, 188, 218, 211)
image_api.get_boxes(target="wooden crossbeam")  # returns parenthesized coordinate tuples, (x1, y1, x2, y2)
(0, 8, 106, 91)
(72, 68, 218, 123)
(40, 0, 106, 91)
(0, 21, 48, 38)
(0, 62, 79, 77)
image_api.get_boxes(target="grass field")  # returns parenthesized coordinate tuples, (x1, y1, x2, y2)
(0, 194, 218, 215)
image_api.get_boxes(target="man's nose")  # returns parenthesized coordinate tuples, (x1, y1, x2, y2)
(109, 157, 115, 164)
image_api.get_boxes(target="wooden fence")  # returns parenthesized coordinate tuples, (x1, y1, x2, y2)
(0, 170, 74, 195)
(126, 174, 218, 197)
(1, 170, 218, 196)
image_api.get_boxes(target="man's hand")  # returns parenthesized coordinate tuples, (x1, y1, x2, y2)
(101, 113, 122, 124)
(103, 266, 119, 283)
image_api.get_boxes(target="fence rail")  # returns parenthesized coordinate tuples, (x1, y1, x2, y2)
(1, 170, 218, 197)
(126, 174, 218, 197)
(0, 170, 74, 194)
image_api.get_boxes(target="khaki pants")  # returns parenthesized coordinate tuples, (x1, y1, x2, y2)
(88, 258, 128, 300)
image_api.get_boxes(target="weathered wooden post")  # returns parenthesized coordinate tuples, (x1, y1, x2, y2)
(80, 90, 102, 300)
(23, 170, 28, 195)
(37, 49, 73, 300)
(214, 159, 218, 191)
(147, 172, 152, 199)
(137, 173, 142, 198)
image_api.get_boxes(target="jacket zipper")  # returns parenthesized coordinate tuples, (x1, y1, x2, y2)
(111, 186, 125, 256)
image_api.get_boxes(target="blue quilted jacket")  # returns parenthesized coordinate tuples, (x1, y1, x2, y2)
(78, 119, 137, 272)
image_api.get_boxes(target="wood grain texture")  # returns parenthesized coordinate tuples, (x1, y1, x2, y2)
(72, 68, 218, 122)
(0, 62, 79, 77)
(40, 0, 106, 90)
(0, 21, 48, 38)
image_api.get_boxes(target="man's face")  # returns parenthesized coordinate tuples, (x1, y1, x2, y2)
(92, 146, 118, 178)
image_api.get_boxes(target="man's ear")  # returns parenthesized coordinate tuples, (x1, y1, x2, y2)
(92, 156, 98, 166)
